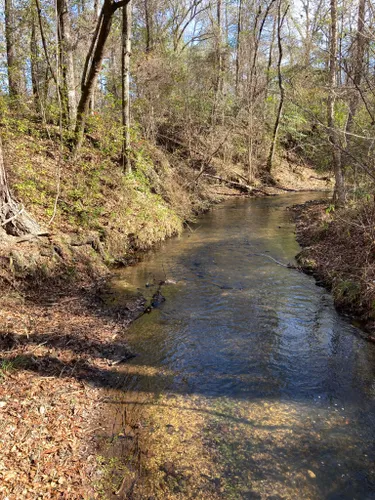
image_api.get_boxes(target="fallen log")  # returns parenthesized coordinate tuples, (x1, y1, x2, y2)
(202, 173, 271, 196)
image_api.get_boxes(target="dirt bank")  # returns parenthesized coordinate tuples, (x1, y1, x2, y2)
(291, 199, 375, 338)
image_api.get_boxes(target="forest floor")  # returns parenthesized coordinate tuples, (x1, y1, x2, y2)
(291, 199, 375, 340)
(0, 118, 331, 498)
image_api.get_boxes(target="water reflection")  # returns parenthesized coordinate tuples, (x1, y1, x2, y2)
(103, 194, 375, 499)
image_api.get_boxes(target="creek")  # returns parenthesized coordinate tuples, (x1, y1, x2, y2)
(103, 193, 375, 499)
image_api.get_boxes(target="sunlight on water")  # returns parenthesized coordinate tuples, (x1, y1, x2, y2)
(101, 194, 375, 499)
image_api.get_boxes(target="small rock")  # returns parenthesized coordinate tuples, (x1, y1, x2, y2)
(307, 470, 316, 479)
(0, 401, 7, 408)
(166, 424, 175, 435)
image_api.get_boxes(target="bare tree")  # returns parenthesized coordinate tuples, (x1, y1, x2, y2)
(266, 1, 289, 174)
(5, 0, 21, 98)
(74, 0, 131, 152)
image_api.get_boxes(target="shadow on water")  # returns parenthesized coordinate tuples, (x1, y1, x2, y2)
(2, 193, 375, 498)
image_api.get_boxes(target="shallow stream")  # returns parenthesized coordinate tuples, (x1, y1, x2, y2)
(103, 194, 375, 499)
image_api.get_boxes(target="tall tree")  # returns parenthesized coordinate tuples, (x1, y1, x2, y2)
(345, 0, 367, 138)
(327, 0, 346, 206)
(122, 0, 132, 173)
(74, 0, 130, 152)
(56, 0, 77, 128)
(235, 0, 243, 94)
(266, 1, 288, 174)
(5, 0, 21, 98)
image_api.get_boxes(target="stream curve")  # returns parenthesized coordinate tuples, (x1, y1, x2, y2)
(103, 193, 375, 499)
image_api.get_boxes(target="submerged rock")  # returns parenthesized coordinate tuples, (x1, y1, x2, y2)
(151, 290, 166, 308)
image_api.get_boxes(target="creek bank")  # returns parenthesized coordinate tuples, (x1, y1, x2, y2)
(291, 199, 375, 339)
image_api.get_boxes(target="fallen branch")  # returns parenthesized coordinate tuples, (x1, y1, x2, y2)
(252, 252, 300, 270)
(1, 205, 25, 227)
(202, 173, 271, 195)
(16, 232, 50, 244)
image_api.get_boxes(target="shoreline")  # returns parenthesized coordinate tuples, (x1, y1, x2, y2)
(290, 199, 375, 341)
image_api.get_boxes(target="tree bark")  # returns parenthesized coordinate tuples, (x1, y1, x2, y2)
(122, 0, 132, 173)
(266, 2, 288, 174)
(345, 0, 366, 137)
(30, 8, 42, 115)
(56, 0, 77, 128)
(74, 0, 129, 152)
(328, 0, 346, 207)
(235, 0, 243, 95)
(144, 0, 153, 52)
(4, 0, 21, 99)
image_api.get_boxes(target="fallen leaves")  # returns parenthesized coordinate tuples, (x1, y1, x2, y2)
(0, 287, 141, 499)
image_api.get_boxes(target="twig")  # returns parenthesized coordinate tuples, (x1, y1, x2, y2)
(252, 252, 298, 269)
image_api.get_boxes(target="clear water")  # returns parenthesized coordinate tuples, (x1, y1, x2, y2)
(104, 194, 375, 499)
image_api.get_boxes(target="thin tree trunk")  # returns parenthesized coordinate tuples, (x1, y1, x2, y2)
(144, 0, 153, 52)
(56, 0, 77, 128)
(265, 13, 277, 102)
(216, 0, 223, 94)
(4, 0, 21, 99)
(122, 0, 132, 173)
(235, 0, 243, 95)
(346, 0, 366, 137)
(74, 0, 128, 152)
(328, 0, 346, 206)
(266, 2, 289, 174)
(30, 9, 42, 115)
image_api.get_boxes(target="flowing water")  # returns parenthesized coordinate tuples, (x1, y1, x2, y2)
(103, 194, 375, 499)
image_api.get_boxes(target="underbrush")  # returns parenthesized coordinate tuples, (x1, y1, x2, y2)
(293, 199, 375, 330)
(0, 110, 223, 287)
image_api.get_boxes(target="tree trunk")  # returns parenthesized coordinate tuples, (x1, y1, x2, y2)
(0, 137, 40, 237)
(216, 0, 223, 94)
(266, 2, 288, 174)
(4, 0, 21, 99)
(30, 8, 42, 115)
(345, 0, 366, 137)
(235, 0, 243, 95)
(57, 0, 77, 128)
(122, 0, 132, 173)
(328, 0, 346, 207)
(265, 13, 276, 102)
(144, 0, 153, 52)
(74, 0, 128, 152)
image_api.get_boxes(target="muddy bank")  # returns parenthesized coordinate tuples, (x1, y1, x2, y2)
(291, 199, 375, 338)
